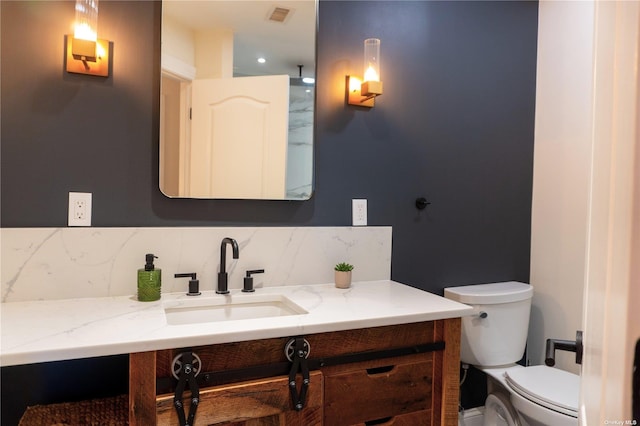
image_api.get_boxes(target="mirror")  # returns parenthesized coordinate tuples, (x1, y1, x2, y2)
(160, 1, 316, 200)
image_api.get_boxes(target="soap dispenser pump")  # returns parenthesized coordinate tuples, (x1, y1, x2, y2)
(138, 253, 161, 301)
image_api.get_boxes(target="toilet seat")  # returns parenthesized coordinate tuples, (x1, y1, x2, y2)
(504, 365, 579, 417)
(483, 393, 521, 426)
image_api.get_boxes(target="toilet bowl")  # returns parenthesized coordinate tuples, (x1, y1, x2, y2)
(444, 282, 579, 426)
(483, 365, 579, 426)
(459, 407, 485, 426)
(483, 392, 520, 426)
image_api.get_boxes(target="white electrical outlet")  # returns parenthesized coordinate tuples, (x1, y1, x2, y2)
(352, 199, 367, 226)
(68, 192, 92, 227)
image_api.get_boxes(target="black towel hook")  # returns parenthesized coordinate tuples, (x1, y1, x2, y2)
(415, 197, 431, 210)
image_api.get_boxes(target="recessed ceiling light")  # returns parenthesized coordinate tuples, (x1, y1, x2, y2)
(257, 57, 266, 64)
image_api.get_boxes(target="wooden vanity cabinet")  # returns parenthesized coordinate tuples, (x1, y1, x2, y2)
(129, 318, 460, 426)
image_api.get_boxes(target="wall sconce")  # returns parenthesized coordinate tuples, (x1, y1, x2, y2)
(66, 0, 110, 77)
(347, 38, 383, 108)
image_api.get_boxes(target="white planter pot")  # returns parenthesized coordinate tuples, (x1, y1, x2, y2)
(334, 270, 352, 289)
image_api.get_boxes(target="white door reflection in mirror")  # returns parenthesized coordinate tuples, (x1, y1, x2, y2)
(191, 75, 289, 199)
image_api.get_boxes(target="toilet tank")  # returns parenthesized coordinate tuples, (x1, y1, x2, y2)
(444, 281, 533, 367)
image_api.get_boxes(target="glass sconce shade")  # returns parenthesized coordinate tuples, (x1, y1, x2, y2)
(66, 0, 109, 76)
(74, 0, 99, 41)
(346, 37, 382, 107)
(363, 38, 381, 82)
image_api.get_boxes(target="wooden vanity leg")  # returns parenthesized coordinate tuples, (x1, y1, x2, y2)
(129, 351, 157, 426)
(442, 318, 461, 426)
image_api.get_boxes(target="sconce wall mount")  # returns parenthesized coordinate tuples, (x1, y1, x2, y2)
(66, 35, 110, 77)
(347, 75, 383, 107)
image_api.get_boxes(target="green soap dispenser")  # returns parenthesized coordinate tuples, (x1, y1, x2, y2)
(138, 254, 161, 301)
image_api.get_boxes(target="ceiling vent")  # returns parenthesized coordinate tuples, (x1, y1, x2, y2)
(268, 7, 291, 23)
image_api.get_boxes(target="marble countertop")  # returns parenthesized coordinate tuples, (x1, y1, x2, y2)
(1, 280, 473, 367)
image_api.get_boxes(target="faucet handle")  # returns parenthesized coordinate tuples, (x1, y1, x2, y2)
(175, 272, 201, 296)
(242, 269, 265, 293)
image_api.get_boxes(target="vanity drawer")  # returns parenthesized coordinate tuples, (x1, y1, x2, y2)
(156, 371, 323, 425)
(323, 358, 433, 425)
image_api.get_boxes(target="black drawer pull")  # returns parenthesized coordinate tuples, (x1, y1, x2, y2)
(366, 365, 395, 375)
(365, 416, 393, 425)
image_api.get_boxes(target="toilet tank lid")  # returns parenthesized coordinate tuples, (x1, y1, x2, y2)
(443, 281, 533, 304)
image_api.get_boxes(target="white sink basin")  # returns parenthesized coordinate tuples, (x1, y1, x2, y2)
(164, 294, 307, 325)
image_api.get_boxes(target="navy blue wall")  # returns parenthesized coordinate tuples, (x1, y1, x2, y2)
(1, 1, 537, 423)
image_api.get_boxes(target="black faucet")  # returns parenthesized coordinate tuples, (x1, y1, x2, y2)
(217, 237, 239, 294)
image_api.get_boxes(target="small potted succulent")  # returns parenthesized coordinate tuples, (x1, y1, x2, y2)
(334, 262, 354, 289)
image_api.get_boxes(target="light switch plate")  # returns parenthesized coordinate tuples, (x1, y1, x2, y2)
(352, 199, 367, 226)
(68, 192, 92, 227)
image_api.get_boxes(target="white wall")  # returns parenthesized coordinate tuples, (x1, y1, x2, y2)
(161, 15, 195, 68)
(529, 0, 595, 374)
(195, 29, 234, 79)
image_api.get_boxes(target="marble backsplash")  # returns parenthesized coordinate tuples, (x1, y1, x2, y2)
(1, 227, 392, 303)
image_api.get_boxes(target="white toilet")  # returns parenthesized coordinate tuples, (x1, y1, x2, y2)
(444, 281, 579, 426)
